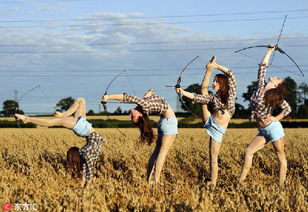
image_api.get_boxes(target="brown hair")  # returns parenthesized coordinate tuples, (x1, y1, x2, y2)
(264, 82, 288, 112)
(132, 108, 155, 145)
(66, 147, 82, 179)
(215, 74, 230, 106)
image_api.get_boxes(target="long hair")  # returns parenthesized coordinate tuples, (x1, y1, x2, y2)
(215, 74, 230, 106)
(66, 147, 82, 179)
(264, 82, 288, 112)
(133, 108, 155, 145)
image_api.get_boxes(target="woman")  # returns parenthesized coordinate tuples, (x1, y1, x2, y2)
(15, 97, 106, 188)
(101, 89, 177, 185)
(175, 56, 236, 186)
(239, 45, 291, 187)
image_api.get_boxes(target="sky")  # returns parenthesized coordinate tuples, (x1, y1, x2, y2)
(0, 0, 308, 115)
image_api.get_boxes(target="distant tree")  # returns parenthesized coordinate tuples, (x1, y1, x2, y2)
(298, 82, 308, 104)
(242, 81, 258, 105)
(233, 103, 249, 119)
(1, 100, 24, 117)
(283, 77, 297, 117)
(297, 82, 308, 118)
(87, 109, 95, 115)
(114, 107, 123, 115)
(179, 83, 202, 117)
(56, 97, 75, 112)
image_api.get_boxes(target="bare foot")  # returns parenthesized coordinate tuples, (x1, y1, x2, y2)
(15, 114, 28, 123)
(54, 111, 63, 118)
(206, 56, 218, 71)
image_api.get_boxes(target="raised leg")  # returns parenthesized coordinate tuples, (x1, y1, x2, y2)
(201, 56, 217, 122)
(60, 97, 87, 118)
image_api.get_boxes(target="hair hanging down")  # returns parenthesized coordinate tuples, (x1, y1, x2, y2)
(67, 147, 82, 179)
(134, 108, 155, 145)
(264, 82, 288, 112)
(215, 74, 230, 106)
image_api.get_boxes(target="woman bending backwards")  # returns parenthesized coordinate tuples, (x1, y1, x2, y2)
(239, 45, 291, 187)
(101, 89, 177, 185)
(15, 97, 106, 188)
(175, 56, 236, 186)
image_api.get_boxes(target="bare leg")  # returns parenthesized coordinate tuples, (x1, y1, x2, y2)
(151, 134, 176, 184)
(146, 136, 162, 183)
(60, 97, 87, 118)
(201, 56, 217, 122)
(15, 114, 77, 129)
(239, 136, 267, 184)
(272, 138, 287, 186)
(209, 138, 221, 186)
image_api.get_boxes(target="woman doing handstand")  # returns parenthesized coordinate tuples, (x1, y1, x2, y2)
(15, 97, 106, 188)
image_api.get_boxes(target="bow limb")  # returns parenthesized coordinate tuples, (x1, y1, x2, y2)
(15, 85, 42, 142)
(102, 70, 127, 136)
(234, 45, 270, 53)
(175, 56, 200, 118)
(276, 47, 304, 76)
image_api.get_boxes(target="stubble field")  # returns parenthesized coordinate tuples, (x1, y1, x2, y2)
(0, 128, 307, 211)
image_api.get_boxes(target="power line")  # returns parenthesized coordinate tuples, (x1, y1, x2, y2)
(1, 9, 308, 22)
(0, 43, 307, 54)
(1, 36, 308, 47)
(1, 16, 308, 29)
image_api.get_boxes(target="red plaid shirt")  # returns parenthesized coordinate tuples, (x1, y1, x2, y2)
(123, 93, 169, 115)
(250, 64, 291, 120)
(193, 69, 237, 117)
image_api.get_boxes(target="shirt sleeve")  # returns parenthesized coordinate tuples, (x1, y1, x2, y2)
(226, 69, 237, 107)
(193, 93, 214, 104)
(123, 93, 150, 108)
(280, 100, 292, 117)
(257, 64, 268, 90)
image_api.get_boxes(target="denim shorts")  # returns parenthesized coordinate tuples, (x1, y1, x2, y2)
(157, 117, 178, 136)
(72, 116, 93, 137)
(204, 115, 226, 143)
(257, 121, 285, 142)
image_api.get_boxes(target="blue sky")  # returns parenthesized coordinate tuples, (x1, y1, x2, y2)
(0, 0, 307, 114)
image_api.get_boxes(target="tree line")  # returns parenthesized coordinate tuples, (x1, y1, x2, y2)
(1, 77, 308, 118)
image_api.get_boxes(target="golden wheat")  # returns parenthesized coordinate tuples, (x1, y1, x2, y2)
(0, 128, 307, 211)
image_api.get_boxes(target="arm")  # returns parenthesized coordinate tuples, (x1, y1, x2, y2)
(175, 88, 195, 99)
(226, 70, 237, 107)
(269, 100, 292, 122)
(257, 46, 276, 89)
(101, 94, 124, 102)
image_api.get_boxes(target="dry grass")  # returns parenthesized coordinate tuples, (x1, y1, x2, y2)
(0, 128, 307, 211)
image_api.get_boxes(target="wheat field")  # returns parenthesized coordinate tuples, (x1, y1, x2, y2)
(0, 128, 307, 211)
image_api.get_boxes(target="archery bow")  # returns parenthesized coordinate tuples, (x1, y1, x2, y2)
(234, 14, 304, 77)
(101, 70, 127, 136)
(175, 56, 200, 118)
(235, 45, 304, 77)
(15, 85, 43, 142)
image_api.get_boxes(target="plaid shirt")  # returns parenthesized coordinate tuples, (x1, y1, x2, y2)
(123, 93, 169, 116)
(250, 64, 292, 120)
(192, 69, 237, 117)
(79, 131, 106, 180)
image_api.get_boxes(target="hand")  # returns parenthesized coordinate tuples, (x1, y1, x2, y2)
(175, 87, 182, 94)
(264, 115, 276, 123)
(268, 44, 277, 51)
(101, 95, 108, 104)
(206, 56, 218, 71)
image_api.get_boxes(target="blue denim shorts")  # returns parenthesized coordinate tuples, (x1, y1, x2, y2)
(72, 116, 93, 137)
(204, 116, 226, 143)
(257, 121, 285, 142)
(157, 117, 178, 136)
